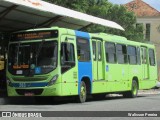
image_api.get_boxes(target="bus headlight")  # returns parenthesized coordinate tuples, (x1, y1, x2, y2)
(48, 74, 58, 86)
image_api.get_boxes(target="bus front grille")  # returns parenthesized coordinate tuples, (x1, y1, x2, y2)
(13, 77, 48, 81)
(16, 89, 43, 95)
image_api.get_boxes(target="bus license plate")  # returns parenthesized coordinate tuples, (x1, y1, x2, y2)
(25, 93, 34, 96)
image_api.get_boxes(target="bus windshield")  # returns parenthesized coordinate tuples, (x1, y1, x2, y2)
(8, 41, 57, 75)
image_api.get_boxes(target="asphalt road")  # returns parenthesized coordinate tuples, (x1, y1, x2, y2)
(0, 89, 160, 120)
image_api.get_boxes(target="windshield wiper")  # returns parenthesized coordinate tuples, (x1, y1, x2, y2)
(25, 40, 45, 77)
(35, 39, 45, 65)
(16, 41, 21, 65)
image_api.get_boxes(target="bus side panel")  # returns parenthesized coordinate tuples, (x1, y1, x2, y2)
(114, 64, 129, 92)
(128, 65, 141, 90)
(61, 71, 79, 96)
(149, 65, 157, 88)
(139, 65, 157, 90)
(105, 64, 117, 92)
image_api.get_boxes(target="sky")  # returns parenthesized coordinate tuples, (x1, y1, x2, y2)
(108, 0, 160, 12)
(143, 0, 160, 12)
(108, 0, 132, 4)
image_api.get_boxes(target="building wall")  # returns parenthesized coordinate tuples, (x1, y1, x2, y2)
(137, 17, 160, 69)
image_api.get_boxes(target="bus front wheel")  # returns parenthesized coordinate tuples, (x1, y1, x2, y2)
(76, 81, 87, 103)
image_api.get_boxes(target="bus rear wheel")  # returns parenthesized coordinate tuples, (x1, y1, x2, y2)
(76, 81, 87, 103)
(123, 80, 138, 98)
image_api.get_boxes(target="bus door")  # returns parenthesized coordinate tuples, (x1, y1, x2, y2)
(92, 40, 97, 81)
(97, 40, 104, 81)
(60, 35, 78, 95)
(141, 47, 149, 80)
(92, 39, 104, 81)
(92, 39, 105, 93)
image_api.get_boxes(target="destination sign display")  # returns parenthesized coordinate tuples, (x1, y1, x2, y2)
(11, 30, 58, 41)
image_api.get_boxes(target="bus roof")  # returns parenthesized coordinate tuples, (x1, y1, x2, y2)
(90, 32, 128, 43)
(90, 32, 155, 48)
(11, 26, 155, 49)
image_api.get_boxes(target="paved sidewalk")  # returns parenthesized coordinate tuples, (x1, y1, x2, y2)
(108, 89, 160, 97)
(138, 89, 160, 95)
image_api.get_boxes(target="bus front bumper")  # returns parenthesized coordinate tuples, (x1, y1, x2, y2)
(7, 83, 62, 97)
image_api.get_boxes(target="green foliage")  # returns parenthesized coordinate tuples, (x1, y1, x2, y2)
(43, 0, 144, 42)
(106, 5, 144, 42)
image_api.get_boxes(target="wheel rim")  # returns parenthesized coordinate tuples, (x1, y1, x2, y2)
(79, 82, 86, 102)
(80, 85, 86, 99)
(133, 82, 137, 95)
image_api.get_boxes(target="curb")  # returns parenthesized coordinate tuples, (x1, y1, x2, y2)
(138, 89, 160, 95)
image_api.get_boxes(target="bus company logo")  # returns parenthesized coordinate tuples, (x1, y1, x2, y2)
(1, 112, 43, 118)
(2, 112, 11, 117)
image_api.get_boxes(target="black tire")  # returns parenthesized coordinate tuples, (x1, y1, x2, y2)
(123, 80, 138, 98)
(76, 81, 87, 103)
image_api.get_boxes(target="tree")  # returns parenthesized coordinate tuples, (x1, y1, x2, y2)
(43, 0, 144, 42)
(106, 5, 144, 42)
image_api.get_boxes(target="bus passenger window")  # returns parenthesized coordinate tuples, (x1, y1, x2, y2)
(98, 41, 102, 61)
(149, 49, 155, 66)
(77, 38, 90, 61)
(105, 42, 116, 63)
(92, 41, 96, 61)
(141, 48, 147, 64)
(127, 46, 137, 65)
(116, 44, 127, 64)
(137, 47, 141, 64)
(61, 43, 75, 73)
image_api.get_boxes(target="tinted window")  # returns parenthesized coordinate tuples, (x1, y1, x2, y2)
(98, 41, 102, 61)
(92, 41, 96, 61)
(137, 47, 141, 64)
(116, 44, 127, 64)
(127, 46, 137, 65)
(61, 43, 75, 73)
(105, 42, 116, 63)
(149, 49, 155, 66)
(77, 38, 90, 61)
(141, 47, 147, 64)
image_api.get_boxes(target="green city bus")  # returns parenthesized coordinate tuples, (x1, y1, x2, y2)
(6, 27, 158, 103)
